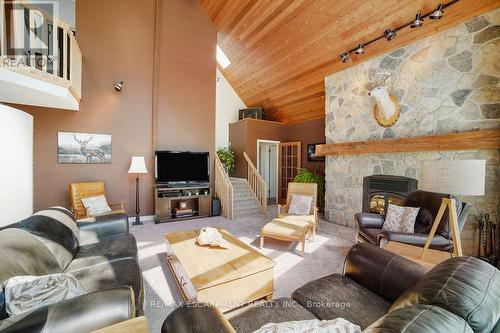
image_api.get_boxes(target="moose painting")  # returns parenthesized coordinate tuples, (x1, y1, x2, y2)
(58, 132, 111, 164)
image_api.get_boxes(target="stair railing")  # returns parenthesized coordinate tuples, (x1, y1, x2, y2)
(243, 152, 267, 213)
(0, 0, 82, 101)
(215, 154, 233, 220)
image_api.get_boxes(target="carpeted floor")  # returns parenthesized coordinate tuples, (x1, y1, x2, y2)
(130, 205, 356, 332)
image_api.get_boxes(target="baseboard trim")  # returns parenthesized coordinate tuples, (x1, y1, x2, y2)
(128, 215, 155, 223)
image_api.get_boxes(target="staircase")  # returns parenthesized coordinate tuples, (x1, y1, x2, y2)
(230, 177, 263, 218)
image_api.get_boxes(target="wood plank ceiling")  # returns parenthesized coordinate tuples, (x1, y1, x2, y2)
(200, 0, 499, 124)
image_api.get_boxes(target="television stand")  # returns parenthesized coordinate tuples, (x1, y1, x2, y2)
(154, 184, 212, 224)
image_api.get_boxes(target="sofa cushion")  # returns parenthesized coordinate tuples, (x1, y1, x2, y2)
(4, 208, 79, 270)
(390, 256, 500, 333)
(0, 229, 62, 320)
(292, 274, 390, 330)
(357, 228, 380, 245)
(364, 304, 473, 333)
(65, 258, 143, 316)
(65, 233, 138, 272)
(229, 297, 317, 333)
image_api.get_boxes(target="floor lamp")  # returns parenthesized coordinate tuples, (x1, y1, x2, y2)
(128, 156, 148, 225)
(420, 159, 486, 258)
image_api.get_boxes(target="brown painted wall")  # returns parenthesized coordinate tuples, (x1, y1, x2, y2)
(285, 118, 325, 175)
(15, 0, 216, 216)
(229, 118, 325, 178)
(156, 0, 216, 172)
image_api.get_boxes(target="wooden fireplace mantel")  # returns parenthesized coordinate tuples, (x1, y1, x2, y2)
(315, 129, 500, 156)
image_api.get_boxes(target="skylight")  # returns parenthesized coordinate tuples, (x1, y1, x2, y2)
(216, 45, 231, 69)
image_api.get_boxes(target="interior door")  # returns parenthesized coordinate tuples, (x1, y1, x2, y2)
(258, 143, 278, 204)
(278, 142, 301, 204)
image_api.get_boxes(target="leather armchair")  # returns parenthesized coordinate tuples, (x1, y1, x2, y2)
(355, 190, 470, 251)
(69, 182, 125, 220)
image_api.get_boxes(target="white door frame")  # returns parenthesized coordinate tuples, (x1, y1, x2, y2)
(256, 139, 280, 200)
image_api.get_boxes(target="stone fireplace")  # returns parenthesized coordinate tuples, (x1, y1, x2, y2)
(323, 9, 500, 256)
(363, 175, 417, 217)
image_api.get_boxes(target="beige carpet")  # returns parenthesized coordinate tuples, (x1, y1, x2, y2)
(130, 205, 356, 332)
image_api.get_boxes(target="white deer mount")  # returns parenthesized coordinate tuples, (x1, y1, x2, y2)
(368, 77, 400, 127)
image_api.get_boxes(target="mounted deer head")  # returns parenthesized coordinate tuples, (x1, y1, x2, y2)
(368, 78, 400, 127)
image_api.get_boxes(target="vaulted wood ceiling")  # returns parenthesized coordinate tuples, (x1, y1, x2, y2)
(200, 0, 498, 124)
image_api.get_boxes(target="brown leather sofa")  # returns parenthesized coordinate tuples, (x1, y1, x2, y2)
(355, 190, 470, 250)
(161, 243, 500, 333)
(0, 207, 143, 333)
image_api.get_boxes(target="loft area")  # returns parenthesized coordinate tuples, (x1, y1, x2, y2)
(0, 1, 499, 332)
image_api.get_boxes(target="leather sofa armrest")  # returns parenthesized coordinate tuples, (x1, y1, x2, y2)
(343, 243, 427, 302)
(161, 302, 235, 333)
(0, 287, 134, 333)
(379, 231, 452, 251)
(355, 213, 384, 229)
(78, 212, 129, 243)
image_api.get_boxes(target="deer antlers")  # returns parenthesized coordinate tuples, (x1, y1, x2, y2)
(73, 134, 93, 144)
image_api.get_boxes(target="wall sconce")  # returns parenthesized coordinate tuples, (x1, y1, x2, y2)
(114, 81, 124, 92)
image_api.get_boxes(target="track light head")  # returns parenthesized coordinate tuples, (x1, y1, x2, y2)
(410, 11, 424, 28)
(429, 3, 445, 20)
(114, 81, 124, 91)
(354, 44, 365, 55)
(384, 29, 397, 41)
(340, 52, 350, 63)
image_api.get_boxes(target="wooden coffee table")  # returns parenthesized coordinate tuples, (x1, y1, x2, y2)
(164, 228, 274, 312)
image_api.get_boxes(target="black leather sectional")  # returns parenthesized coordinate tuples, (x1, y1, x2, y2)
(0, 208, 143, 333)
(162, 243, 500, 333)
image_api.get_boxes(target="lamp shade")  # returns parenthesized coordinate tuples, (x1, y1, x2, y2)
(128, 156, 148, 174)
(420, 159, 486, 196)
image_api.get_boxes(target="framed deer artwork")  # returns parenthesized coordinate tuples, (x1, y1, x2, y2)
(58, 132, 112, 164)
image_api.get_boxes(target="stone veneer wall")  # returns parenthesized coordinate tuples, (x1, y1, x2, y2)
(324, 9, 500, 255)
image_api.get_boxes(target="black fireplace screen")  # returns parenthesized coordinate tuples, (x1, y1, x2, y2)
(362, 175, 418, 217)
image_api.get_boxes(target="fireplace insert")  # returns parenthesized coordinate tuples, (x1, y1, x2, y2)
(362, 175, 418, 217)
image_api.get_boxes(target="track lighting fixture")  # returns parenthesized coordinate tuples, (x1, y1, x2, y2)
(114, 81, 124, 91)
(337, 0, 458, 64)
(354, 44, 365, 55)
(429, 4, 445, 19)
(340, 52, 350, 63)
(384, 29, 397, 41)
(410, 11, 424, 28)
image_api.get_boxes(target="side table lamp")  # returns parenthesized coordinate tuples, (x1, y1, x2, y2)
(128, 156, 148, 225)
(420, 159, 486, 258)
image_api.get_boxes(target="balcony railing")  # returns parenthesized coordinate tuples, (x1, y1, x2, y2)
(0, 0, 81, 102)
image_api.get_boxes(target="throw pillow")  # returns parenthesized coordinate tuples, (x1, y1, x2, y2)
(80, 195, 112, 217)
(253, 318, 361, 333)
(382, 204, 420, 233)
(4, 273, 86, 316)
(288, 194, 313, 215)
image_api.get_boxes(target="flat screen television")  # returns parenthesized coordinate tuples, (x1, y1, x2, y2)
(155, 151, 209, 184)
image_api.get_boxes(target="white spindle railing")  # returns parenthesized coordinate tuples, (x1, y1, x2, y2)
(243, 152, 267, 213)
(215, 155, 234, 220)
(0, 0, 81, 101)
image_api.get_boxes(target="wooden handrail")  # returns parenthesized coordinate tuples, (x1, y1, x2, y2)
(0, 1, 82, 102)
(214, 155, 233, 220)
(243, 152, 267, 214)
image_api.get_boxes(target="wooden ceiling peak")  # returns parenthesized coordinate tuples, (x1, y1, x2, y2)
(201, 0, 500, 124)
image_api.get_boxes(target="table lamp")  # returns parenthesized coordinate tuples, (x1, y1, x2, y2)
(128, 156, 148, 225)
(420, 159, 486, 258)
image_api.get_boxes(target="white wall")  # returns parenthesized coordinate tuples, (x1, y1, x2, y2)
(216, 68, 246, 148)
(0, 105, 33, 226)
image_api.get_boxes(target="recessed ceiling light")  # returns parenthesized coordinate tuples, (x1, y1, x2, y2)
(216, 45, 231, 69)
(429, 4, 445, 20)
